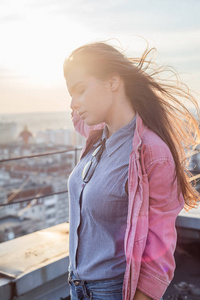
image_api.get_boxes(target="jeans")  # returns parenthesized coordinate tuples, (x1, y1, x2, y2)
(68, 270, 124, 300)
(68, 270, 163, 300)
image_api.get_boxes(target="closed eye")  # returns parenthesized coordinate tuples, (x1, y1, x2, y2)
(69, 88, 84, 98)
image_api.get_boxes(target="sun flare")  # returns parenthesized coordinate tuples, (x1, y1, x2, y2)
(1, 11, 93, 86)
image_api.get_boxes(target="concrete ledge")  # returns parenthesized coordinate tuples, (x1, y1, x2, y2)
(13, 274, 70, 300)
(15, 256, 69, 296)
(0, 223, 70, 300)
(176, 209, 200, 242)
(0, 276, 13, 300)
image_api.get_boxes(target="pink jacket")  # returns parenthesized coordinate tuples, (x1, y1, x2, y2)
(72, 112, 185, 300)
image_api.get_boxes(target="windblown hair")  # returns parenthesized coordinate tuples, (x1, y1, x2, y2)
(63, 41, 200, 210)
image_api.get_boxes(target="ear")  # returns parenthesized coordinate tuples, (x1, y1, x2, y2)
(108, 73, 120, 91)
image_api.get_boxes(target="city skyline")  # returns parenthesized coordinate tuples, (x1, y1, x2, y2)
(0, 0, 200, 114)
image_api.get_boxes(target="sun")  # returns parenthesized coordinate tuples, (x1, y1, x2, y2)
(1, 11, 93, 87)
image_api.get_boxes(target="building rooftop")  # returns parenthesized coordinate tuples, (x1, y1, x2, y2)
(0, 215, 29, 231)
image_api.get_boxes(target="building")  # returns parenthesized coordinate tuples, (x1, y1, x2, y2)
(0, 215, 44, 243)
(0, 122, 18, 145)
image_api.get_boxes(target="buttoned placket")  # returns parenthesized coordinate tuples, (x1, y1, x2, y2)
(74, 182, 86, 271)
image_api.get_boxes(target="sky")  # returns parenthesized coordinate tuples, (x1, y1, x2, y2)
(0, 0, 200, 114)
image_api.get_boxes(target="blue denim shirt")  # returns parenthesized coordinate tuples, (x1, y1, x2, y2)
(68, 116, 136, 281)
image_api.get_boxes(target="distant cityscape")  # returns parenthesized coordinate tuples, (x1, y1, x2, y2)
(0, 112, 200, 243)
(0, 113, 85, 243)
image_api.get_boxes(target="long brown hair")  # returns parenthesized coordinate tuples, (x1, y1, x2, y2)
(63, 41, 200, 211)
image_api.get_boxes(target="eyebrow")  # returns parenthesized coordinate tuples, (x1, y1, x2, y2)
(68, 81, 84, 96)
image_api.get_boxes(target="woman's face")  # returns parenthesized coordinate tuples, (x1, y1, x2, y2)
(66, 66, 115, 126)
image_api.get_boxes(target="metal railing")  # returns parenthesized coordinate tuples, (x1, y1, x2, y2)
(0, 146, 82, 164)
(0, 146, 82, 207)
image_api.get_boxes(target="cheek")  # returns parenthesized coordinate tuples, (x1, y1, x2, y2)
(91, 97, 108, 116)
(94, 88, 112, 108)
(85, 83, 111, 114)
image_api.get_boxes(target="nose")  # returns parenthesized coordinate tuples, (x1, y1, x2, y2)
(70, 97, 80, 111)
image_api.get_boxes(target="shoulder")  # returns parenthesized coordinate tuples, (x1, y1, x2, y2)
(140, 127, 175, 170)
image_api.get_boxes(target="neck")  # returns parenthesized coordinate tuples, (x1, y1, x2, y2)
(105, 101, 135, 138)
(104, 77, 136, 138)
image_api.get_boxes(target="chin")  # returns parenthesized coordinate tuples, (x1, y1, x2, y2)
(85, 120, 96, 126)
(85, 118, 100, 126)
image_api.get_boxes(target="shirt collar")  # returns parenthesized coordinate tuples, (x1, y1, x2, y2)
(93, 115, 136, 157)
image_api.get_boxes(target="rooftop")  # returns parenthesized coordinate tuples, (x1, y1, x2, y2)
(0, 212, 199, 300)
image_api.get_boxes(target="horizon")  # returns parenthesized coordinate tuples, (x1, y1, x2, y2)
(0, 0, 200, 114)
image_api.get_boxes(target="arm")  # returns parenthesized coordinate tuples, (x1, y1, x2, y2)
(71, 110, 105, 138)
(137, 159, 184, 300)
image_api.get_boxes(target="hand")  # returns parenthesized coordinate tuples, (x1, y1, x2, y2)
(133, 289, 153, 300)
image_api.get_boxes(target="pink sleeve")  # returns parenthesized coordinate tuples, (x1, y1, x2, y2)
(71, 110, 105, 138)
(137, 159, 185, 300)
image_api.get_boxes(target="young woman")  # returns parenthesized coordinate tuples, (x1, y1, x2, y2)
(63, 41, 200, 300)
